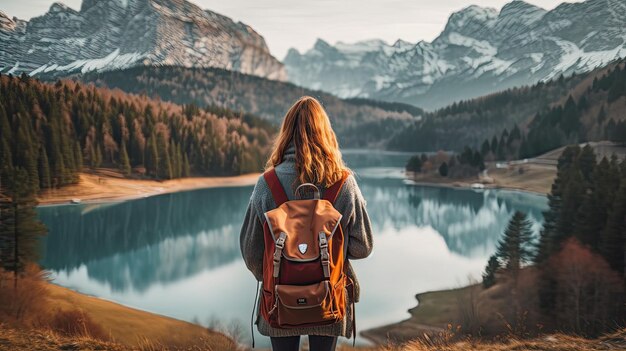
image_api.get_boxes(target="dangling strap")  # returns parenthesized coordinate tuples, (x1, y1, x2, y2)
(263, 168, 289, 207)
(347, 276, 357, 347)
(250, 280, 260, 348)
(323, 170, 351, 204)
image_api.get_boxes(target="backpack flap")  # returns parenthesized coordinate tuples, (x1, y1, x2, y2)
(264, 199, 342, 262)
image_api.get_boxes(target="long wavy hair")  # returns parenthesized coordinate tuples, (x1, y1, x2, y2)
(266, 96, 349, 187)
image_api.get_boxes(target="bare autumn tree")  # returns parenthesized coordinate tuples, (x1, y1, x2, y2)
(549, 238, 624, 336)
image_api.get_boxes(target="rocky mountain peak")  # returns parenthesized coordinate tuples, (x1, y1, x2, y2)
(0, 11, 15, 29)
(499, 1, 546, 21)
(283, 0, 626, 110)
(0, 0, 286, 80)
(313, 38, 334, 52)
(444, 5, 498, 32)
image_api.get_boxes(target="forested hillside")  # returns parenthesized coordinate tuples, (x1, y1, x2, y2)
(74, 66, 423, 148)
(390, 59, 626, 153)
(473, 59, 626, 162)
(480, 145, 625, 337)
(0, 73, 273, 193)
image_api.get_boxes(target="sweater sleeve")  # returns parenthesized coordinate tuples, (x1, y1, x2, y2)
(343, 175, 374, 260)
(239, 179, 265, 281)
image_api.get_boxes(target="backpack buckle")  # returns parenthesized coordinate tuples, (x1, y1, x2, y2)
(318, 232, 330, 278)
(273, 233, 287, 278)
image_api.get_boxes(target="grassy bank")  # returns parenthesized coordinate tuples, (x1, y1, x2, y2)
(0, 269, 236, 350)
(361, 281, 626, 350)
(45, 283, 235, 349)
(361, 285, 477, 345)
(361, 269, 543, 345)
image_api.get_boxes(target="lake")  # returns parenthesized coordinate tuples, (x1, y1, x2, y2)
(37, 151, 548, 346)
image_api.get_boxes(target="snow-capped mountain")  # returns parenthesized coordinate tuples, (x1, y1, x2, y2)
(0, 0, 286, 80)
(284, 0, 626, 109)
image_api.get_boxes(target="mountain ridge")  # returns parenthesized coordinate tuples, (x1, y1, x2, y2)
(0, 0, 286, 80)
(284, 0, 626, 110)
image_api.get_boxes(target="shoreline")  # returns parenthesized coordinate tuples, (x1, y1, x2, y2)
(405, 162, 556, 196)
(37, 171, 261, 206)
(360, 286, 474, 345)
(405, 179, 548, 196)
(37, 161, 554, 207)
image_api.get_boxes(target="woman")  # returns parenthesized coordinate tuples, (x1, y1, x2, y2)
(239, 96, 373, 351)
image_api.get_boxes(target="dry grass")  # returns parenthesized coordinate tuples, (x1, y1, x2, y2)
(0, 268, 238, 350)
(43, 283, 237, 350)
(0, 324, 127, 351)
(47, 309, 108, 340)
(0, 323, 246, 351)
(338, 329, 626, 351)
(487, 164, 555, 195)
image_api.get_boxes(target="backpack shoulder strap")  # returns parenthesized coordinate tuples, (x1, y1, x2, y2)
(263, 168, 289, 207)
(323, 170, 351, 204)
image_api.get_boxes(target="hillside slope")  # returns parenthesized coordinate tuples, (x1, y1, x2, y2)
(75, 65, 424, 148)
(389, 58, 626, 153)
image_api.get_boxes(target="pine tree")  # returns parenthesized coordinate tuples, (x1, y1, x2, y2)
(182, 153, 191, 177)
(496, 211, 533, 279)
(481, 139, 491, 157)
(94, 145, 103, 169)
(573, 157, 619, 250)
(119, 141, 131, 176)
(0, 139, 13, 178)
(38, 146, 51, 190)
(482, 254, 500, 288)
(73, 141, 83, 172)
(169, 142, 181, 179)
(156, 133, 172, 180)
(439, 161, 449, 177)
(145, 135, 158, 177)
(0, 167, 47, 288)
(555, 169, 586, 246)
(406, 155, 422, 172)
(578, 144, 596, 184)
(536, 146, 582, 263)
(491, 136, 498, 155)
(420, 153, 428, 164)
(561, 95, 580, 137)
(497, 136, 507, 160)
(601, 178, 626, 276)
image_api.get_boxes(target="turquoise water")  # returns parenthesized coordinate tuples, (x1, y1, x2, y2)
(37, 151, 548, 346)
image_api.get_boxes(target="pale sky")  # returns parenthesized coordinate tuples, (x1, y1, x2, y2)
(1, 0, 583, 59)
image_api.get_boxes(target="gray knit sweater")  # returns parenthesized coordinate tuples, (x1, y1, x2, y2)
(239, 146, 374, 338)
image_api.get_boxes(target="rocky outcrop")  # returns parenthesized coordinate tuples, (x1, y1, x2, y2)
(0, 0, 286, 80)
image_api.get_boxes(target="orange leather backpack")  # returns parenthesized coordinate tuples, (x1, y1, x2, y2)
(257, 168, 354, 335)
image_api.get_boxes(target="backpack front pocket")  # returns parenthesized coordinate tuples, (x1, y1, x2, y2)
(275, 281, 339, 327)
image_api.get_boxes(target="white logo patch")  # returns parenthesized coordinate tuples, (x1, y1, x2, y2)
(298, 243, 308, 254)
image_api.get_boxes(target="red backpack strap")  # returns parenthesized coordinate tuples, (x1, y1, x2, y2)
(323, 170, 351, 204)
(263, 168, 289, 207)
